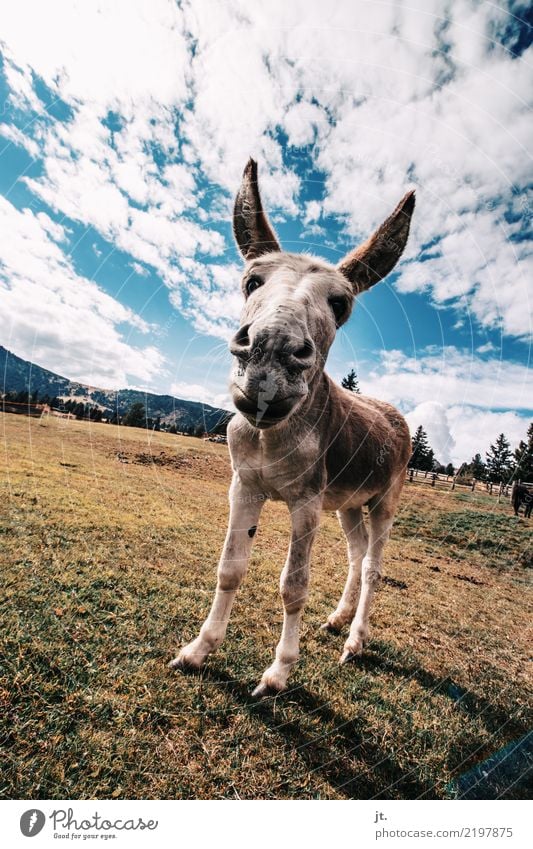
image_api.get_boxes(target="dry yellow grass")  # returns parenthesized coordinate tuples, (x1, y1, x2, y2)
(0, 412, 531, 799)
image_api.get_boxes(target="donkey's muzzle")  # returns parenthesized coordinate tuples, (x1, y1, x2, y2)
(231, 386, 299, 428)
(229, 324, 315, 371)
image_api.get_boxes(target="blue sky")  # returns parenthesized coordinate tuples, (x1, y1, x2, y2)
(0, 0, 531, 465)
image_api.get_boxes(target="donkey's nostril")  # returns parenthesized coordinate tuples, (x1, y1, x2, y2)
(293, 339, 315, 360)
(230, 324, 252, 360)
(233, 324, 250, 347)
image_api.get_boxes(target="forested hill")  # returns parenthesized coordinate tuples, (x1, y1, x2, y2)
(0, 345, 232, 432)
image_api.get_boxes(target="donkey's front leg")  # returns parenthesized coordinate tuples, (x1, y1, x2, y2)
(252, 497, 322, 698)
(170, 475, 264, 671)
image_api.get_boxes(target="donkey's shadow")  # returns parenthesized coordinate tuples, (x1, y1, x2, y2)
(183, 641, 529, 800)
(185, 653, 434, 799)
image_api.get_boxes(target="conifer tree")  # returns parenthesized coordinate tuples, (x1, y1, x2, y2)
(485, 433, 513, 483)
(410, 425, 436, 471)
(123, 402, 146, 428)
(513, 422, 533, 482)
(341, 369, 360, 393)
(470, 453, 486, 481)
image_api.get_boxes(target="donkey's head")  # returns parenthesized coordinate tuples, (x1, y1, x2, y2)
(229, 159, 415, 429)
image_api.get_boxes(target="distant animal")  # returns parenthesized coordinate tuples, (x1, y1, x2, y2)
(171, 159, 415, 696)
(512, 484, 533, 518)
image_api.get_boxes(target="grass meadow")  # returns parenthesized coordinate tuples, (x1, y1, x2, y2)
(1, 412, 531, 799)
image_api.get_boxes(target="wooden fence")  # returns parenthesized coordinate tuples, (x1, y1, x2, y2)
(406, 467, 517, 501)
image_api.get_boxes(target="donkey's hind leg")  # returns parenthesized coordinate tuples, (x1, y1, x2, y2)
(340, 487, 401, 664)
(321, 507, 368, 633)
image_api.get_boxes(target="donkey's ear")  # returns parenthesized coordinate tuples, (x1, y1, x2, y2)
(337, 190, 415, 292)
(233, 158, 281, 260)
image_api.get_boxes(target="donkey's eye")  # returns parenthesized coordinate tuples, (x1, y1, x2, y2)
(245, 275, 263, 296)
(329, 297, 347, 325)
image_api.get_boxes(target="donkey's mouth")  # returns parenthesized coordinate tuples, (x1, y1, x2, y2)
(231, 386, 299, 427)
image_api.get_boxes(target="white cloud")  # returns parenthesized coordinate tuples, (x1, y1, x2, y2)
(0, 4, 224, 344)
(396, 392, 530, 469)
(176, 260, 244, 340)
(396, 211, 533, 339)
(170, 380, 232, 411)
(361, 345, 531, 464)
(131, 261, 149, 277)
(35, 212, 66, 243)
(476, 341, 497, 354)
(285, 101, 328, 148)
(365, 346, 531, 413)
(405, 401, 455, 465)
(22, 103, 225, 289)
(446, 406, 529, 466)
(0, 196, 164, 388)
(304, 201, 322, 225)
(0, 0, 189, 110)
(0, 122, 39, 157)
(2, 58, 42, 111)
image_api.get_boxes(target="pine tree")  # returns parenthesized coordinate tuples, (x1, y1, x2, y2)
(123, 402, 146, 429)
(485, 433, 514, 483)
(341, 369, 360, 393)
(445, 462, 455, 477)
(470, 453, 486, 481)
(513, 422, 533, 482)
(410, 425, 436, 471)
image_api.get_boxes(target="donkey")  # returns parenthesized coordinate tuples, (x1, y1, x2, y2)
(171, 159, 415, 696)
(512, 483, 533, 518)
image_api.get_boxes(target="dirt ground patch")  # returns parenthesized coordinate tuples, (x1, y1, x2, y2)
(115, 447, 231, 481)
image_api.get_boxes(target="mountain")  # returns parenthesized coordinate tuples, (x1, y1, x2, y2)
(0, 346, 232, 432)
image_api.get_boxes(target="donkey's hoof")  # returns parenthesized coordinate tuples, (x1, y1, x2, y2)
(168, 652, 203, 673)
(320, 621, 341, 635)
(339, 644, 364, 665)
(339, 650, 359, 665)
(251, 681, 284, 700)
